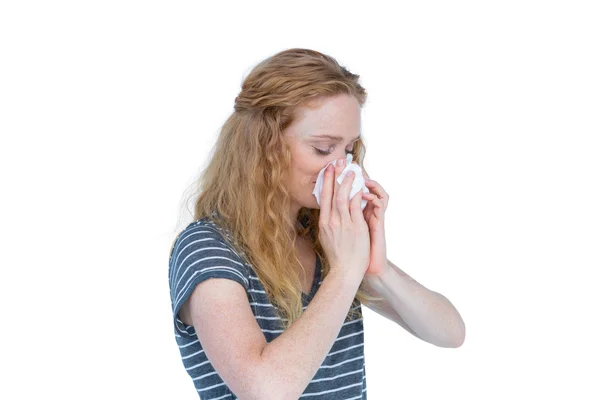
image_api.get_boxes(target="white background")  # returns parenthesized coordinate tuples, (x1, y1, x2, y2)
(1, 1, 599, 399)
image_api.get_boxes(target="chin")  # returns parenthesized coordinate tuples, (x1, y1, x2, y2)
(297, 197, 319, 211)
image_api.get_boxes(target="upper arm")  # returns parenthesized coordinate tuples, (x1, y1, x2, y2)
(183, 277, 269, 399)
(169, 222, 271, 398)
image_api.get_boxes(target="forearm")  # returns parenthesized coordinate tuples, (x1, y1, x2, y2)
(365, 261, 465, 347)
(258, 269, 364, 399)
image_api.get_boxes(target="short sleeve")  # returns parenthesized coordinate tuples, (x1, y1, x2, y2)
(168, 220, 250, 337)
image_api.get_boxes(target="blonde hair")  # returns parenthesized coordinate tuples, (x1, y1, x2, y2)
(171, 48, 384, 330)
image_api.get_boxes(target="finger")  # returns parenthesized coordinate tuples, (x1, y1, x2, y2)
(362, 192, 377, 200)
(362, 192, 378, 209)
(361, 194, 374, 221)
(364, 180, 388, 199)
(364, 180, 389, 209)
(371, 197, 385, 219)
(364, 195, 385, 220)
(362, 192, 382, 206)
(350, 188, 366, 226)
(332, 157, 346, 223)
(364, 180, 379, 194)
(361, 192, 375, 211)
(318, 163, 335, 226)
(336, 170, 355, 226)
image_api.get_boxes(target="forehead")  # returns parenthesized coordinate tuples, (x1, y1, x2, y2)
(289, 95, 361, 141)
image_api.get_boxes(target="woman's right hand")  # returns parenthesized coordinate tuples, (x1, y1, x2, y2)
(318, 157, 371, 281)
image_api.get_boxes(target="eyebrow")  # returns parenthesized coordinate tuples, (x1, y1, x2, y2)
(310, 134, 361, 143)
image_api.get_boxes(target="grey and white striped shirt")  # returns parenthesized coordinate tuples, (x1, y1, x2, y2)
(169, 216, 367, 399)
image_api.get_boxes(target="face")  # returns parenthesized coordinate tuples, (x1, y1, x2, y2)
(283, 94, 362, 216)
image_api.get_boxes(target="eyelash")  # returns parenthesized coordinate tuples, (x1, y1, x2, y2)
(314, 147, 355, 156)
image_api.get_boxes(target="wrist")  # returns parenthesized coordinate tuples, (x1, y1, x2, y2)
(328, 267, 365, 288)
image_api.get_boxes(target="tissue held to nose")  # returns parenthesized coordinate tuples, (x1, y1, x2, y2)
(312, 153, 370, 210)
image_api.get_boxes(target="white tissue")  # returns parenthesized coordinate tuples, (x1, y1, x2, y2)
(312, 153, 370, 211)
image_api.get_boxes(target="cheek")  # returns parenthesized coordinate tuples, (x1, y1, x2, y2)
(288, 165, 312, 188)
(296, 159, 320, 181)
(291, 150, 324, 186)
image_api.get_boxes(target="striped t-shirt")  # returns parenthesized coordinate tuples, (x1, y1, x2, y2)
(168, 216, 368, 399)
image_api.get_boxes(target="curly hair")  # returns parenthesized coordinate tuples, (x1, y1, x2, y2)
(171, 48, 384, 330)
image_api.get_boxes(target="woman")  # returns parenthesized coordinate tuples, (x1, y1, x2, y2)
(168, 48, 465, 399)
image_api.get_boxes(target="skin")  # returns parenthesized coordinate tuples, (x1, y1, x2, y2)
(281, 96, 466, 347)
(283, 93, 363, 227)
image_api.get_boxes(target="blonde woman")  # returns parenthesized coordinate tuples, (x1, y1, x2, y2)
(168, 48, 465, 399)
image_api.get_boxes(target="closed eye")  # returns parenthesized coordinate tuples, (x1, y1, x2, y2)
(314, 147, 355, 156)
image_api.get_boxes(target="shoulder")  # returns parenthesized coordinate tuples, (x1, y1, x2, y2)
(169, 217, 251, 305)
(171, 217, 234, 257)
(169, 217, 250, 280)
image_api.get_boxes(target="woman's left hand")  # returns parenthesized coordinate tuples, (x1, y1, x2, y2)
(360, 170, 391, 278)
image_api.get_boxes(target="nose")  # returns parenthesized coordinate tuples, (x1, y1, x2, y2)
(315, 155, 354, 181)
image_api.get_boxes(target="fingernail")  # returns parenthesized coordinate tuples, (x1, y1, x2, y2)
(337, 158, 345, 167)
